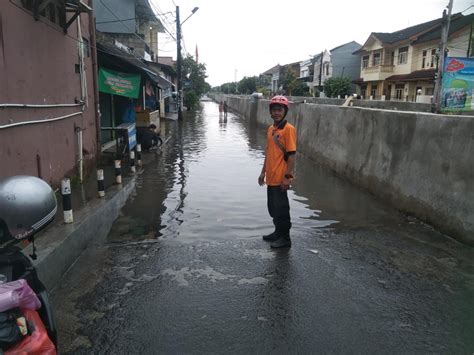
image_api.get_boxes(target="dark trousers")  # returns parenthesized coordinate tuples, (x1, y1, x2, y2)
(267, 186, 291, 237)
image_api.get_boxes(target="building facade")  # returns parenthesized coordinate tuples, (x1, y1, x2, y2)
(95, 0, 163, 61)
(0, 1, 99, 186)
(354, 13, 474, 102)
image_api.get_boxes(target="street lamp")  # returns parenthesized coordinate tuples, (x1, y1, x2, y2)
(176, 6, 199, 120)
(181, 7, 199, 25)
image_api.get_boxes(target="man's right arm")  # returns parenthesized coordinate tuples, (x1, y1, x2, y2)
(258, 156, 266, 186)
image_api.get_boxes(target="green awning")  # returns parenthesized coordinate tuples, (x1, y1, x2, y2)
(99, 68, 141, 98)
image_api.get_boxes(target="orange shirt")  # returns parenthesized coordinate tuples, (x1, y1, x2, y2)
(265, 120, 297, 186)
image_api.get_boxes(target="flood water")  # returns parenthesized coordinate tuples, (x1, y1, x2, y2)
(130, 101, 402, 242)
(54, 101, 474, 354)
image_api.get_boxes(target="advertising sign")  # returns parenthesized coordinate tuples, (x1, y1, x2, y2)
(99, 68, 141, 98)
(441, 57, 474, 112)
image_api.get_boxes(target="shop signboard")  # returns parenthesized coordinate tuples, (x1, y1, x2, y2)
(441, 57, 474, 112)
(99, 68, 141, 98)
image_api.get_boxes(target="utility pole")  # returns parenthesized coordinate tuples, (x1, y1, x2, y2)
(318, 51, 323, 94)
(235, 69, 238, 93)
(176, 6, 183, 119)
(433, 0, 453, 113)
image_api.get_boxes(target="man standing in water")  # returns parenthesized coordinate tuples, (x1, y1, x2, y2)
(258, 96, 296, 248)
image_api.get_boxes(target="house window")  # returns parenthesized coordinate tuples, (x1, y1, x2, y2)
(425, 87, 434, 95)
(395, 84, 404, 100)
(398, 46, 408, 64)
(20, 0, 65, 26)
(422, 48, 437, 69)
(325, 63, 330, 76)
(391, 51, 395, 65)
(361, 86, 367, 98)
(430, 49, 436, 68)
(373, 52, 381, 66)
(362, 56, 369, 69)
(82, 37, 90, 57)
(371, 84, 378, 98)
(21, 0, 34, 10)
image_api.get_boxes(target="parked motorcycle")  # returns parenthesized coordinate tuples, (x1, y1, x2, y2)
(0, 175, 58, 350)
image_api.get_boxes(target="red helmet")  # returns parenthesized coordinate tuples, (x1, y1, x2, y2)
(269, 95, 289, 116)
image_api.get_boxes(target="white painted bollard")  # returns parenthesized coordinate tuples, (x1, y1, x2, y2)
(114, 160, 122, 184)
(130, 150, 136, 173)
(61, 178, 73, 223)
(136, 144, 142, 167)
(97, 169, 105, 197)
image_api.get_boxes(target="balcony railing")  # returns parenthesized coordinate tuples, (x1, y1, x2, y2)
(361, 64, 394, 73)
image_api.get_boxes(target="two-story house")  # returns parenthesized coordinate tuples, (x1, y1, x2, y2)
(330, 41, 362, 92)
(306, 41, 362, 96)
(262, 62, 300, 94)
(94, 0, 171, 146)
(299, 56, 316, 93)
(95, 0, 164, 61)
(312, 50, 331, 94)
(354, 13, 474, 102)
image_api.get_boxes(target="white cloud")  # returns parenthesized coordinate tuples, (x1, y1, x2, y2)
(151, 0, 474, 86)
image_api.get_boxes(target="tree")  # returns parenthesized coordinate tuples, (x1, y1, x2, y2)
(323, 77, 352, 98)
(219, 82, 237, 94)
(281, 69, 309, 96)
(238, 76, 257, 94)
(181, 55, 211, 109)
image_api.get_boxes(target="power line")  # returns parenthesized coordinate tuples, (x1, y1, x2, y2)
(98, 0, 153, 48)
(10, 1, 164, 69)
(148, 0, 177, 41)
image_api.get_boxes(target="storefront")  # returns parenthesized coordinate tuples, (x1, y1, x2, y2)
(97, 42, 162, 151)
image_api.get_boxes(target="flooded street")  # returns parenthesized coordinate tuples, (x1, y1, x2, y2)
(53, 102, 474, 354)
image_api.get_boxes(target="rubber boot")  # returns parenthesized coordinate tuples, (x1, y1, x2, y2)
(262, 231, 279, 242)
(270, 234, 291, 248)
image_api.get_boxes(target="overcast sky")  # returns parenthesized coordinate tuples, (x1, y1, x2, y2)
(150, 0, 474, 87)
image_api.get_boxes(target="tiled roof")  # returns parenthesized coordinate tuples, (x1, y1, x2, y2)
(413, 13, 474, 44)
(385, 69, 436, 82)
(330, 41, 361, 52)
(262, 64, 280, 75)
(372, 17, 444, 44)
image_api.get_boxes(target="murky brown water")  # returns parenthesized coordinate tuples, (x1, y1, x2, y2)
(53, 101, 474, 354)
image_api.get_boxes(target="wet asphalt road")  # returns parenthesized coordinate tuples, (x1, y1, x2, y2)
(52, 102, 474, 354)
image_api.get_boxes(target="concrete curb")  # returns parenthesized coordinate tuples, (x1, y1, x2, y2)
(25, 176, 136, 290)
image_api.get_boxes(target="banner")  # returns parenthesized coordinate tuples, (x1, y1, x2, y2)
(99, 68, 141, 98)
(441, 57, 474, 112)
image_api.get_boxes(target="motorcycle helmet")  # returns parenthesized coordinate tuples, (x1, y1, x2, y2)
(0, 176, 57, 242)
(269, 95, 289, 117)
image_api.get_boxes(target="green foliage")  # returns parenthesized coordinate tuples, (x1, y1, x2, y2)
(323, 77, 352, 98)
(184, 90, 199, 110)
(256, 86, 270, 96)
(281, 70, 309, 96)
(238, 76, 257, 94)
(219, 82, 238, 94)
(281, 69, 309, 96)
(181, 55, 210, 109)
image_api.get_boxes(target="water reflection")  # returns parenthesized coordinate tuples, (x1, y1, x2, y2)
(157, 102, 334, 243)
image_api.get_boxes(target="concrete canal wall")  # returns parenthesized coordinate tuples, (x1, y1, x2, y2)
(286, 96, 432, 113)
(211, 94, 474, 245)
